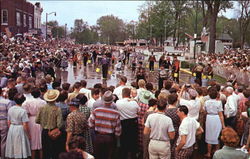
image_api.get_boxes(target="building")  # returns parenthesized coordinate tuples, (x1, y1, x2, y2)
(0, 0, 34, 36)
(34, 2, 42, 29)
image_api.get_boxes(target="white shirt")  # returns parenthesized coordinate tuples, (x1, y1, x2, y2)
(87, 98, 96, 110)
(113, 85, 130, 100)
(177, 117, 200, 149)
(116, 98, 140, 120)
(224, 95, 238, 118)
(79, 88, 92, 100)
(145, 112, 175, 141)
(179, 98, 201, 120)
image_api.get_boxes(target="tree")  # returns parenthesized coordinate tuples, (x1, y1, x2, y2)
(46, 20, 65, 39)
(70, 19, 98, 44)
(97, 15, 125, 44)
(205, 0, 232, 53)
(237, 1, 250, 48)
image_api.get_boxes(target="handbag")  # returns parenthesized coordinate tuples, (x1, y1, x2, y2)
(48, 106, 61, 140)
(48, 128, 61, 140)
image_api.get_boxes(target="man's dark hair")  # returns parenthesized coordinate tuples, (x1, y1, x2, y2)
(52, 79, 61, 89)
(169, 88, 177, 94)
(23, 83, 32, 93)
(14, 93, 26, 105)
(157, 99, 167, 111)
(91, 88, 100, 96)
(62, 83, 70, 91)
(73, 82, 81, 89)
(148, 98, 158, 107)
(243, 89, 250, 98)
(164, 80, 173, 90)
(31, 87, 41, 98)
(57, 90, 68, 102)
(178, 105, 189, 115)
(146, 82, 154, 91)
(120, 76, 127, 83)
(80, 80, 87, 88)
(93, 83, 102, 89)
(8, 88, 18, 100)
(68, 136, 86, 151)
(168, 93, 178, 105)
(40, 84, 47, 93)
(122, 88, 131, 98)
(76, 94, 88, 105)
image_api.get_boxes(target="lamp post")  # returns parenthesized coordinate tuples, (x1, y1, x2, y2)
(45, 12, 56, 40)
(164, 19, 168, 45)
(194, 0, 198, 59)
(65, 23, 67, 40)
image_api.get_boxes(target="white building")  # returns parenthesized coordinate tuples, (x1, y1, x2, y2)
(34, 2, 43, 29)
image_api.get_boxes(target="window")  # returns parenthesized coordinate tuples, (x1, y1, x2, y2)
(16, 12, 21, 26)
(29, 16, 32, 29)
(23, 14, 27, 27)
(1, 9, 8, 25)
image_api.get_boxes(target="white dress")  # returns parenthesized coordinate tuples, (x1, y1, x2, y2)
(205, 99, 223, 144)
(5, 106, 31, 158)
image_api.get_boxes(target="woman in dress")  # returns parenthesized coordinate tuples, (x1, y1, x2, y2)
(165, 93, 180, 159)
(22, 88, 46, 159)
(5, 93, 31, 159)
(204, 88, 225, 158)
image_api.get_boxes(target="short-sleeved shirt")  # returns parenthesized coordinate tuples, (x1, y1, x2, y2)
(204, 99, 223, 115)
(8, 106, 29, 125)
(177, 116, 200, 149)
(66, 111, 87, 135)
(145, 112, 175, 141)
(116, 98, 140, 120)
(179, 99, 201, 120)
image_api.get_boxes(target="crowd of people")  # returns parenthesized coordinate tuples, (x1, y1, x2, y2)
(197, 49, 250, 72)
(0, 34, 250, 159)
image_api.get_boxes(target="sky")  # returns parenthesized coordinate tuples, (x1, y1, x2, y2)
(29, 1, 237, 28)
(29, 1, 145, 28)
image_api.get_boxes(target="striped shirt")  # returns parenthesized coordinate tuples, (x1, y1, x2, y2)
(0, 96, 13, 120)
(88, 107, 121, 136)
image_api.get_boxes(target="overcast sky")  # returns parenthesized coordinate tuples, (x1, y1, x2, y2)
(29, 1, 145, 28)
(29, 1, 237, 28)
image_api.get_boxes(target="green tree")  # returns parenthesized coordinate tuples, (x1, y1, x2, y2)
(46, 21, 66, 39)
(97, 15, 125, 44)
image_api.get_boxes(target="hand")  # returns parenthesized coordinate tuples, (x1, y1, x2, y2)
(66, 144, 69, 152)
(175, 147, 180, 153)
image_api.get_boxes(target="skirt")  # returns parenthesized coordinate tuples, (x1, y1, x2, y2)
(205, 114, 222, 145)
(5, 125, 31, 158)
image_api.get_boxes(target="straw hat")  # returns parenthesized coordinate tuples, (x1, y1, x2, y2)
(44, 89, 60, 102)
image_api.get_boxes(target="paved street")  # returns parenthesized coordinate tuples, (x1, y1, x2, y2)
(56, 61, 191, 88)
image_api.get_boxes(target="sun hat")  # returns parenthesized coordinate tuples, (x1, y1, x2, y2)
(44, 89, 60, 102)
(103, 91, 115, 104)
(138, 90, 152, 104)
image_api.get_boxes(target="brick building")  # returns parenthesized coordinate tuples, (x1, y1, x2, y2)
(0, 0, 34, 36)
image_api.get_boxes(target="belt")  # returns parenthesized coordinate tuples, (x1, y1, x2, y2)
(11, 123, 22, 125)
(151, 139, 169, 142)
(0, 118, 7, 120)
(95, 131, 114, 136)
(207, 114, 218, 116)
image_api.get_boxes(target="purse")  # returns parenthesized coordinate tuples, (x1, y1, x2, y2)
(48, 106, 61, 140)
